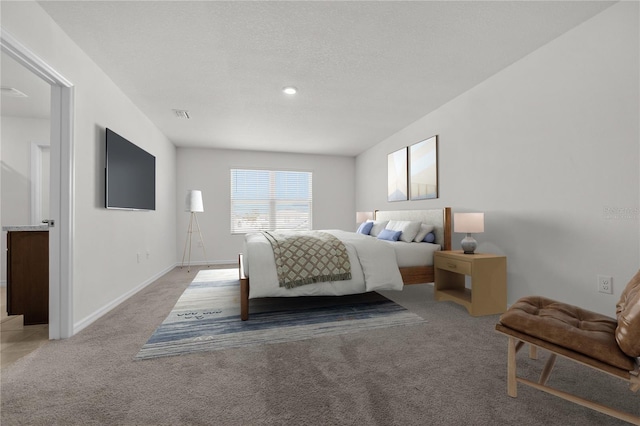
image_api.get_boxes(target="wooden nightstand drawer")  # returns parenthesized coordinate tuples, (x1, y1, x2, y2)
(435, 255, 472, 275)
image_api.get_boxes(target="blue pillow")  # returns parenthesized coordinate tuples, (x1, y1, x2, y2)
(377, 229, 402, 241)
(356, 221, 374, 235)
(423, 232, 436, 243)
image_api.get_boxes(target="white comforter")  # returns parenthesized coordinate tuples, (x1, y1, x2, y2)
(243, 230, 404, 299)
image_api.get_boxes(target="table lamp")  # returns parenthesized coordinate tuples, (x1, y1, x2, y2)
(356, 211, 374, 224)
(454, 212, 484, 254)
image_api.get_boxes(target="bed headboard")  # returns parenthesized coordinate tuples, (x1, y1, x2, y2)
(374, 207, 452, 250)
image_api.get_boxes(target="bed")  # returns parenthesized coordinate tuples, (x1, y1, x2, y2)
(238, 207, 452, 320)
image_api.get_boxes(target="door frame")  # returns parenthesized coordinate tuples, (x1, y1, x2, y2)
(1, 28, 74, 339)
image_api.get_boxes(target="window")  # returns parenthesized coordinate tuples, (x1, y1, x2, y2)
(230, 169, 312, 233)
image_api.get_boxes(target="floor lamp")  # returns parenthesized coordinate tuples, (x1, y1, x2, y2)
(181, 190, 209, 272)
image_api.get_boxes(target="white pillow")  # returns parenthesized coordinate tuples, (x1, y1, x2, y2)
(367, 220, 389, 237)
(385, 220, 422, 243)
(414, 224, 435, 242)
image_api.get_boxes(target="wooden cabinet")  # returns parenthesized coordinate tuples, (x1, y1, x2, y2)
(6, 231, 49, 325)
(434, 250, 506, 316)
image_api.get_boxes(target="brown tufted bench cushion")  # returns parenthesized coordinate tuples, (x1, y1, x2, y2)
(616, 269, 640, 358)
(499, 296, 637, 372)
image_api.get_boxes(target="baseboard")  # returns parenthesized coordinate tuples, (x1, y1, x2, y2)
(73, 263, 178, 335)
(72, 260, 237, 334)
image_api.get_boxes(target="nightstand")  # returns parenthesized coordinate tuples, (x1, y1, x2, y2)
(433, 250, 507, 316)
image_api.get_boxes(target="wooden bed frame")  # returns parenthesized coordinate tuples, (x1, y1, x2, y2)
(239, 207, 452, 320)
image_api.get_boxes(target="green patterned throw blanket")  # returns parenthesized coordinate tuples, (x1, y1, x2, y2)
(263, 231, 352, 289)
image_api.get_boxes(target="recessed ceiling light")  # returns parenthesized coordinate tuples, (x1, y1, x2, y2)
(1, 87, 28, 98)
(282, 86, 297, 95)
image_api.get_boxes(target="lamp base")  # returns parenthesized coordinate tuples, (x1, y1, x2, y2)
(461, 234, 477, 254)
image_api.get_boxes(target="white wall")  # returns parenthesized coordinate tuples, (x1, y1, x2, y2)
(177, 148, 355, 263)
(356, 2, 639, 316)
(1, 117, 50, 283)
(2, 1, 178, 331)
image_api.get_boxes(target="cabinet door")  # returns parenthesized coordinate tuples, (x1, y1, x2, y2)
(7, 231, 49, 324)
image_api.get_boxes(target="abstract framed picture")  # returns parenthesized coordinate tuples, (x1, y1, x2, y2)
(409, 135, 438, 200)
(387, 147, 408, 202)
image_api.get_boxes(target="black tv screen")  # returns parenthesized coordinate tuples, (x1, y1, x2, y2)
(105, 128, 156, 210)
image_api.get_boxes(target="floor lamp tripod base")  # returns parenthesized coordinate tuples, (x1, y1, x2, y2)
(181, 212, 210, 273)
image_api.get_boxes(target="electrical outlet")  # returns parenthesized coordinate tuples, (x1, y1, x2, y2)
(597, 275, 613, 294)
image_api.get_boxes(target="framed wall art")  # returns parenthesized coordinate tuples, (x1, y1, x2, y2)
(387, 147, 408, 202)
(409, 135, 438, 200)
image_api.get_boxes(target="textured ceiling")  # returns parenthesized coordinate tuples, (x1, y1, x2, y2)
(18, 1, 616, 155)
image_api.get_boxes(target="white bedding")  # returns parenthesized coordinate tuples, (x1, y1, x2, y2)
(379, 240, 441, 268)
(243, 230, 404, 299)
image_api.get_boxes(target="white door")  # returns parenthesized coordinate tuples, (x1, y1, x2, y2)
(41, 147, 49, 221)
(31, 142, 50, 225)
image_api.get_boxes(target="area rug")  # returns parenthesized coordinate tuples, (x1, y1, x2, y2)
(135, 268, 426, 360)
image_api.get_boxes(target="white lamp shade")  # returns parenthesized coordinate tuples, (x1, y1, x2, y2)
(186, 190, 204, 212)
(454, 212, 484, 233)
(356, 211, 374, 223)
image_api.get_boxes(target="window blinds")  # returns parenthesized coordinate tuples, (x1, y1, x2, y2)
(230, 169, 312, 233)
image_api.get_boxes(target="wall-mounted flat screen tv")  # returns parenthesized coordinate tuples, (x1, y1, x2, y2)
(105, 128, 156, 210)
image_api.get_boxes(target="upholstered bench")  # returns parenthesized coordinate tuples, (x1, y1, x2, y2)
(496, 271, 640, 424)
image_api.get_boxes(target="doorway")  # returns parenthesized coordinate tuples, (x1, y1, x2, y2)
(1, 49, 51, 357)
(1, 28, 74, 339)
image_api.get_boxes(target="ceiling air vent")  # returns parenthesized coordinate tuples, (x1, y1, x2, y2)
(173, 109, 190, 119)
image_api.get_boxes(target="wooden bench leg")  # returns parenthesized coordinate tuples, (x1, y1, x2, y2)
(497, 326, 640, 424)
(539, 353, 557, 385)
(631, 372, 640, 393)
(515, 340, 525, 353)
(519, 377, 640, 425)
(529, 345, 538, 360)
(508, 337, 518, 397)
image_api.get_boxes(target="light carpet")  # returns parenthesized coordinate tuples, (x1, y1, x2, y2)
(136, 268, 425, 359)
(2, 265, 638, 425)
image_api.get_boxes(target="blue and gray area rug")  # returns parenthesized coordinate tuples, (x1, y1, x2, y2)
(136, 268, 425, 360)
